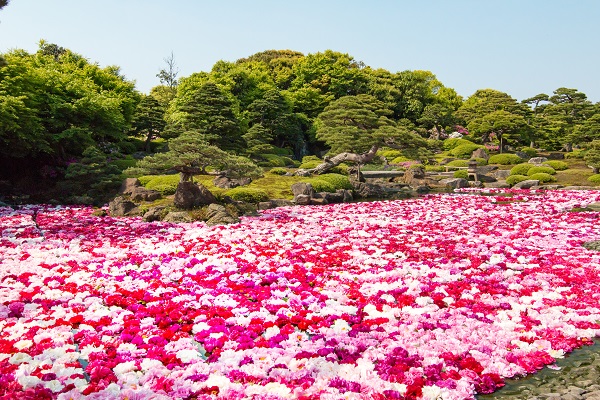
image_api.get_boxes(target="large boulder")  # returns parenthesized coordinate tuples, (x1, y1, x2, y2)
(213, 176, 252, 189)
(315, 191, 344, 204)
(291, 182, 315, 198)
(294, 194, 311, 205)
(174, 182, 216, 209)
(439, 178, 469, 189)
(337, 189, 354, 203)
(130, 187, 162, 202)
(119, 178, 141, 195)
(561, 186, 593, 190)
(163, 211, 192, 223)
(494, 170, 512, 180)
(583, 241, 600, 251)
(529, 157, 549, 165)
(205, 204, 239, 226)
(403, 167, 425, 186)
(548, 152, 565, 160)
(485, 181, 510, 189)
(258, 199, 295, 210)
(108, 196, 140, 217)
(513, 179, 540, 189)
(143, 206, 166, 222)
(515, 151, 530, 160)
(471, 148, 489, 160)
(352, 182, 389, 198)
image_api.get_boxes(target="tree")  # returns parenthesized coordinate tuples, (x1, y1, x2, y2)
(467, 110, 530, 152)
(0, 0, 8, 9)
(417, 103, 455, 139)
(131, 131, 262, 182)
(522, 93, 549, 147)
(130, 95, 166, 152)
(167, 81, 245, 152)
(542, 88, 593, 150)
(584, 140, 600, 174)
(305, 95, 427, 175)
(157, 52, 179, 90)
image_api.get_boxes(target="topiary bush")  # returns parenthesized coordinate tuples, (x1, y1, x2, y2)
(391, 156, 411, 164)
(449, 143, 484, 159)
(305, 179, 336, 193)
(473, 157, 488, 166)
(510, 163, 534, 176)
(443, 138, 474, 151)
(520, 147, 538, 157)
(268, 168, 288, 175)
(565, 150, 585, 159)
(223, 187, 269, 203)
(260, 154, 287, 167)
(544, 160, 568, 171)
(316, 173, 353, 190)
(330, 163, 350, 175)
(588, 174, 600, 183)
(446, 159, 469, 168)
(506, 175, 529, 186)
(379, 149, 404, 159)
(425, 165, 445, 172)
(529, 173, 556, 183)
(299, 155, 322, 169)
(527, 166, 556, 176)
(488, 154, 523, 165)
(140, 175, 180, 195)
(454, 170, 469, 179)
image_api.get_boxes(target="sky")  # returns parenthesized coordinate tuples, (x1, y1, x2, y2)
(1, 0, 599, 103)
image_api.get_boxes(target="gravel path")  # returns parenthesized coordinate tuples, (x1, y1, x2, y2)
(478, 340, 600, 399)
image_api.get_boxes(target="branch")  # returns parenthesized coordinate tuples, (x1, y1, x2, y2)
(295, 145, 380, 175)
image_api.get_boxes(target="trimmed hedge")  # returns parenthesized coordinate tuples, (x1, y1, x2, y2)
(488, 154, 523, 165)
(544, 160, 568, 171)
(449, 143, 484, 159)
(223, 187, 269, 203)
(529, 172, 556, 183)
(391, 156, 411, 164)
(588, 174, 600, 183)
(425, 165, 445, 172)
(268, 168, 288, 175)
(527, 166, 556, 176)
(510, 163, 534, 176)
(506, 175, 529, 186)
(443, 138, 474, 151)
(520, 147, 538, 157)
(446, 159, 469, 168)
(140, 175, 180, 195)
(315, 173, 353, 190)
(454, 170, 469, 179)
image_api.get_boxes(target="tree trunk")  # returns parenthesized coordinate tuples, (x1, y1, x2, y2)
(296, 145, 380, 175)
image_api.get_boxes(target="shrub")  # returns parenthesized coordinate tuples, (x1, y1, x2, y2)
(454, 170, 468, 179)
(565, 150, 585, 159)
(260, 154, 287, 167)
(141, 175, 180, 195)
(305, 178, 336, 193)
(473, 157, 488, 166)
(506, 175, 529, 186)
(527, 166, 556, 176)
(110, 157, 138, 171)
(449, 143, 484, 159)
(443, 138, 474, 151)
(315, 173, 353, 190)
(544, 160, 568, 171)
(488, 154, 523, 165)
(520, 147, 538, 157)
(299, 155, 322, 169)
(269, 168, 288, 175)
(588, 174, 600, 183)
(379, 149, 404, 159)
(425, 165, 445, 172)
(529, 172, 556, 183)
(280, 156, 296, 166)
(224, 187, 269, 203)
(409, 163, 425, 170)
(510, 163, 534, 176)
(330, 163, 349, 175)
(391, 156, 411, 164)
(446, 159, 469, 168)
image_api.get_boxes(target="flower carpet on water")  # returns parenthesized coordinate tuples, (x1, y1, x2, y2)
(2, 190, 600, 399)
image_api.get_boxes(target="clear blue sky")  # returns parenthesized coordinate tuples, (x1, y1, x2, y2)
(2, 0, 599, 102)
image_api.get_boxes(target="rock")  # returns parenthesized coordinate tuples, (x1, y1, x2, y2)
(294, 169, 312, 177)
(108, 196, 140, 217)
(439, 178, 469, 189)
(352, 182, 389, 198)
(205, 203, 239, 226)
(174, 181, 216, 209)
(587, 202, 600, 211)
(485, 181, 511, 189)
(294, 194, 311, 205)
(213, 176, 252, 189)
(494, 170, 512, 179)
(413, 185, 430, 193)
(529, 157, 549, 165)
(258, 199, 295, 210)
(562, 186, 593, 190)
(337, 189, 354, 203)
(439, 158, 455, 165)
(515, 151, 531, 160)
(548, 152, 565, 160)
(403, 167, 425, 186)
(583, 241, 600, 251)
(531, 185, 563, 190)
(477, 174, 497, 183)
(130, 187, 162, 202)
(143, 206, 166, 222)
(471, 148, 489, 160)
(119, 178, 141, 195)
(162, 211, 192, 223)
(310, 197, 329, 205)
(291, 182, 315, 198)
(513, 179, 540, 189)
(317, 191, 344, 203)
(477, 165, 499, 175)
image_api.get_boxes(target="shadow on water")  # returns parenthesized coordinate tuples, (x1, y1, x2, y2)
(477, 339, 600, 399)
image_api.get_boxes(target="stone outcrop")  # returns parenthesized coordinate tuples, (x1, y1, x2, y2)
(162, 212, 193, 223)
(529, 157, 549, 165)
(130, 187, 161, 202)
(174, 182, 216, 209)
(205, 204, 239, 226)
(471, 148, 489, 160)
(142, 206, 166, 222)
(513, 179, 540, 189)
(258, 199, 295, 210)
(291, 182, 315, 198)
(213, 176, 252, 189)
(108, 196, 140, 217)
(439, 178, 469, 189)
(119, 178, 141, 195)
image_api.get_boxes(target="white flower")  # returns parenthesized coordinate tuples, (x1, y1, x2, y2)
(44, 379, 64, 393)
(9, 352, 32, 364)
(13, 339, 33, 350)
(331, 319, 350, 334)
(264, 325, 280, 339)
(176, 349, 201, 363)
(113, 361, 137, 376)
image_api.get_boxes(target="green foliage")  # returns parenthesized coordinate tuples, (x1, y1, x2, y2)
(565, 150, 585, 159)
(449, 143, 484, 158)
(488, 154, 523, 165)
(443, 138, 473, 151)
(378, 149, 404, 159)
(223, 187, 269, 203)
(453, 170, 469, 179)
(259, 154, 288, 167)
(510, 163, 534, 176)
(305, 178, 335, 193)
(390, 156, 411, 164)
(527, 166, 556, 176)
(425, 165, 445, 172)
(584, 141, 600, 173)
(544, 160, 568, 171)
(506, 175, 529, 186)
(587, 174, 600, 183)
(330, 163, 350, 175)
(529, 172, 556, 183)
(473, 157, 488, 165)
(315, 173, 353, 190)
(268, 167, 288, 175)
(520, 147, 538, 157)
(142, 175, 180, 195)
(299, 155, 322, 169)
(110, 157, 138, 171)
(446, 159, 469, 167)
